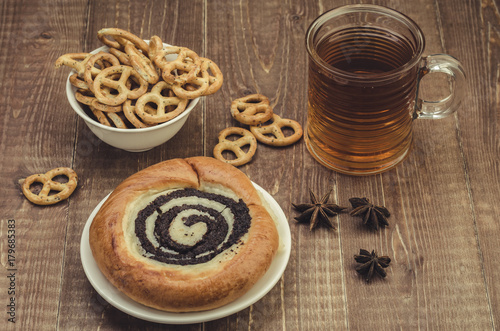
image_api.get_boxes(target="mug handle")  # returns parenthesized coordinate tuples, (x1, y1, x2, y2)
(414, 54, 466, 119)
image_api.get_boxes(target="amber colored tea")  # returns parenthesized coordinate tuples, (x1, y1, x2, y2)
(305, 5, 466, 175)
(305, 26, 419, 174)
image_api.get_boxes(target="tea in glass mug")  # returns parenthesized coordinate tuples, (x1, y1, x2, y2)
(305, 5, 466, 175)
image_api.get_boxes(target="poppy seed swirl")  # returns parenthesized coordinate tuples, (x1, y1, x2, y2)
(134, 188, 251, 265)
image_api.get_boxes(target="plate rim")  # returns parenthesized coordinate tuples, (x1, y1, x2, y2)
(79, 182, 291, 324)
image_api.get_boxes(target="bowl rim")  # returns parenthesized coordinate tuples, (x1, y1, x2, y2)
(66, 42, 200, 134)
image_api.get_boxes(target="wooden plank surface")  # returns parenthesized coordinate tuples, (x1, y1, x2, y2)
(0, 0, 498, 330)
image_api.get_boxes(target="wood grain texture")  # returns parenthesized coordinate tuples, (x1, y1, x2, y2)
(0, 1, 80, 330)
(0, 0, 498, 330)
(438, 0, 500, 328)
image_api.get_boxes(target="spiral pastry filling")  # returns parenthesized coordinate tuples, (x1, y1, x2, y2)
(131, 188, 251, 266)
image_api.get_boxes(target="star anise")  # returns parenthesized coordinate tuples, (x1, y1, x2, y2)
(349, 197, 390, 230)
(292, 189, 346, 230)
(354, 249, 391, 282)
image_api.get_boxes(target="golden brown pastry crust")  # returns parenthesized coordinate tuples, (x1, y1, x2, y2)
(89, 156, 279, 312)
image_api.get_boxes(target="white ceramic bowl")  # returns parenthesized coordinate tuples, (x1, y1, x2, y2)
(66, 43, 200, 152)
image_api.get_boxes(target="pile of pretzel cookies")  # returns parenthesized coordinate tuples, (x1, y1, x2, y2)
(55, 28, 223, 129)
(213, 94, 303, 166)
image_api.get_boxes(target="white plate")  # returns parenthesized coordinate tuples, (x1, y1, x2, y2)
(80, 182, 291, 324)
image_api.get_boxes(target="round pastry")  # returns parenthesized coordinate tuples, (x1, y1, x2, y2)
(89, 156, 279, 312)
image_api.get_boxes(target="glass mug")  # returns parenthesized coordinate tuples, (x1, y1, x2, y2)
(304, 4, 466, 175)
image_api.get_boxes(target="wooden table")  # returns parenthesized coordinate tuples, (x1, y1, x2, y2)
(1, 0, 498, 329)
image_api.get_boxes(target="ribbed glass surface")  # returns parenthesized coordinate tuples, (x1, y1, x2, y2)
(306, 27, 418, 175)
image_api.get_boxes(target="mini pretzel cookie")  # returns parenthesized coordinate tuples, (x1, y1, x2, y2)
(213, 127, 257, 166)
(69, 74, 90, 90)
(93, 65, 148, 105)
(109, 47, 131, 66)
(22, 167, 78, 205)
(75, 89, 123, 113)
(168, 67, 209, 100)
(123, 100, 153, 128)
(135, 81, 188, 124)
(90, 105, 127, 128)
(148, 35, 164, 60)
(250, 114, 303, 146)
(153, 46, 202, 85)
(97, 28, 150, 55)
(55, 53, 92, 77)
(230, 94, 274, 126)
(84, 51, 120, 93)
(200, 58, 223, 96)
(125, 44, 159, 84)
(57, 28, 224, 129)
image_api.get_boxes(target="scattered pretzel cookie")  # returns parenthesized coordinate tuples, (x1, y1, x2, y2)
(250, 114, 303, 146)
(22, 167, 78, 205)
(213, 127, 257, 166)
(230, 94, 273, 126)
